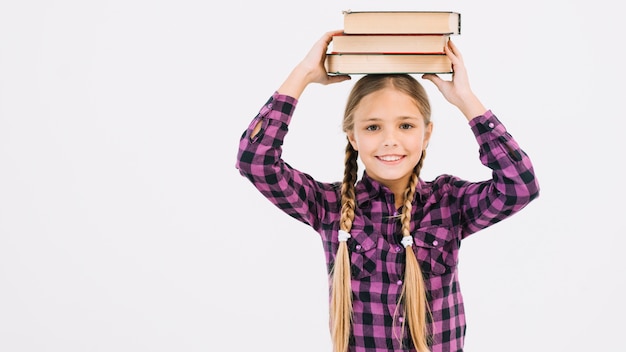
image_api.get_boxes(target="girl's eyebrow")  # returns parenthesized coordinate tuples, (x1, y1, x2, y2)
(361, 115, 421, 122)
(398, 115, 421, 120)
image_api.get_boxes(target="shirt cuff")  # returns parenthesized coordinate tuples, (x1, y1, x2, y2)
(257, 92, 298, 125)
(469, 109, 508, 142)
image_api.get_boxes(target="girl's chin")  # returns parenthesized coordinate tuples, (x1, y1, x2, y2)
(367, 171, 412, 183)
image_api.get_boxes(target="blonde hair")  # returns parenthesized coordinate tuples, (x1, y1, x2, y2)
(330, 74, 432, 352)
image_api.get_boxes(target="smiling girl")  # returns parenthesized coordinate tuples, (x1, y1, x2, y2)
(236, 30, 540, 352)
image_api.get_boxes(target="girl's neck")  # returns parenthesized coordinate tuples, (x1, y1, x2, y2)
(365, 172, 411, 210)
(388, 184, 408, 210)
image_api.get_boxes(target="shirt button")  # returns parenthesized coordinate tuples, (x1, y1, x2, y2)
(398, 316, 404, 322)
(267, 103, 273, 109)
(432, 240, 439, 246)
(488, 122, 495, 129)
(355, 244, 362, 250)
(397, 280, 403, 285)
(395, 246, 402, 252)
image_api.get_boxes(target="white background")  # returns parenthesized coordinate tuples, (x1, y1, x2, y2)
(1, 0, 624, 351)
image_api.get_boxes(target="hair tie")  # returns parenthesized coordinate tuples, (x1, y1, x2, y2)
(338, 230, 351, 242)
(401, 236, 413, 248)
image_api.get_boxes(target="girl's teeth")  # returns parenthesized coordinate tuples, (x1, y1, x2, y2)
(380, 156, 400, 161)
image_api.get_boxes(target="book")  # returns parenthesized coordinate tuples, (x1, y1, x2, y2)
(342, 10, 461, 35)
(325, 53, 452, 74)
(326, 10, 460, 74)
(330, 33, 449, 54)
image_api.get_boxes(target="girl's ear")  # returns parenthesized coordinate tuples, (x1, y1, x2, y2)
(423, 122, 433, 149)
(347, 132, 358, 151)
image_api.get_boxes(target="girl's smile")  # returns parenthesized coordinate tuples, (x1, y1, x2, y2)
(377, 154, 405, 163)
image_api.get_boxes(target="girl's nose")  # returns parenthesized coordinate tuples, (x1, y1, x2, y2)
(383, 130, 398, 147)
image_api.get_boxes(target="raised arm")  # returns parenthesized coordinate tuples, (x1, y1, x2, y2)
(423, 40, 540, 235)
(237, 31, 352, 230)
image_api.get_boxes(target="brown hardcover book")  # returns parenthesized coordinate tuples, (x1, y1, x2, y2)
(325, 53, 452, 74)
(342, 10, 461, 35)
(331, 33, 450, 54)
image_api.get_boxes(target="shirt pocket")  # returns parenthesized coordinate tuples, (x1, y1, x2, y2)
(348, 226, 378, 280)
(411, 226, 459, 276)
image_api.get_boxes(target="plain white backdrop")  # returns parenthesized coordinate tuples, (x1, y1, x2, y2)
(1, 0, 624, 351)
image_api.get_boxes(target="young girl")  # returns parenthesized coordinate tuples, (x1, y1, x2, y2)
(236, 30, 539, 352)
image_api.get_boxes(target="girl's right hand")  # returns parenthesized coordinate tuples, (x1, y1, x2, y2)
(277, 30, 351, 99)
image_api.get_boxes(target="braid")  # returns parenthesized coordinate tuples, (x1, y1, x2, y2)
(401, 150, 426, 233)
(400, 167, 418, 236)
(330, 141, 359, 352)
(340, 142, 359, 233)
(398, 150, 432, 352)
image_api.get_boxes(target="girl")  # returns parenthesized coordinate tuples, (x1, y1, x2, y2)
(236, 30, 540, 352)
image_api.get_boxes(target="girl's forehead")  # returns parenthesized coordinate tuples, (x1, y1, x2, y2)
(359, 88, 418, 106)
(355, 90, 424, 119)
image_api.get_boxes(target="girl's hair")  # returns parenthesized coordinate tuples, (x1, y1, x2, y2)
(330, 74, 432, 352)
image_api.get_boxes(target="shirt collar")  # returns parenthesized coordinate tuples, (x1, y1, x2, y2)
(355, 171, 430, 207)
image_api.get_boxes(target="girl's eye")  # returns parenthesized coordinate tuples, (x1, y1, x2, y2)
(400, 123, 413, 130)
(366, 125, 379, 131)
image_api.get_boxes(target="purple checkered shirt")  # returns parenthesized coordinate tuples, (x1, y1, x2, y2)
(236, 92, 539, 352)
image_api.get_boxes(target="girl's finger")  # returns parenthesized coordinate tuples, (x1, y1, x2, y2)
(447, 40, 463, 61)
(444, 41, 459, 64)
(324, 29, 343, 44)
(421, 73, 445, 89)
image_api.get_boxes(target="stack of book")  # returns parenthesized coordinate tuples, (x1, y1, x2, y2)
(325, 10, 461, 74)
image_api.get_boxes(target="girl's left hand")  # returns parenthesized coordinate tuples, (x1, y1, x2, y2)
(422, 40, 486, 120)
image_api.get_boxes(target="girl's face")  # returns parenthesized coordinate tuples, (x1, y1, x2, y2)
(348, 87, 432, 194)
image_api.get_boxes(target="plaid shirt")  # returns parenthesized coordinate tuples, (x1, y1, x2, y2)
(236, 92, 539, 352)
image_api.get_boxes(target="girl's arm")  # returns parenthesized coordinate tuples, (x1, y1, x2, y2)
(424, 41, 539, 235)
(237, 31, 351, 230)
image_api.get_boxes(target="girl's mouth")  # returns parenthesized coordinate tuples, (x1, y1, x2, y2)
(377, 155, 404, 162)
